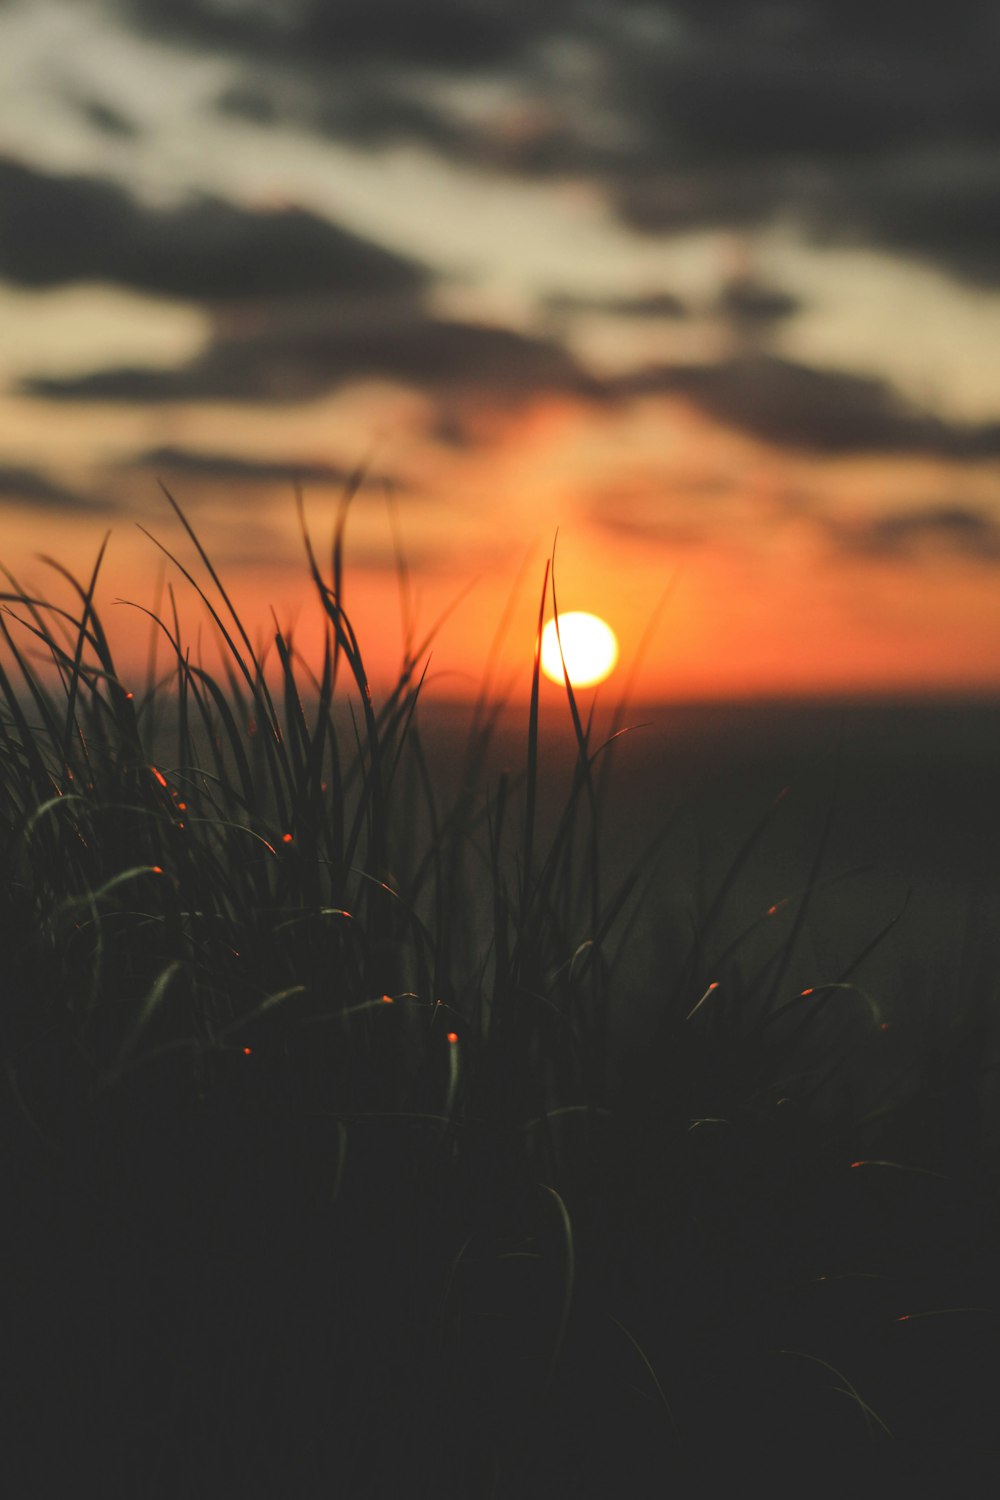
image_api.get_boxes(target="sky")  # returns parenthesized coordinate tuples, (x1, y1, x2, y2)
(2, 0, 1000, 702)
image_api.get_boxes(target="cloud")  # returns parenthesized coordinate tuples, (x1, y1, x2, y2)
(610, 162, 793, 238)
(588, 478, 1000, 570)
(0, 155, 428, 301)
(105, 4, 1000, 285)
(586, 480, 711, 548)
(119, 0, 574, 71)
(76, 97, 141, 138)
(214, 80, 280, 125)
(543, 289, 688, 319)
(26, 328, 1000, 472)
(614, 153, 1000, 289)
(611, 354, 1000, 458)
(207, 35, 622, 181)
(833, 504, 1000, 563)
(214, 70, 489, 164)
(20, 366, 225, 403)
(0, 464, 108, 512)
(22, 309, 602, 405)
(802, 150, 1000, 291)
(715, 278, 801, 327)
(605, 7, 1000, 284)
(623, 2, 1000, 167)
(5, 1, 997, 338)
(128, 445, 411, 490)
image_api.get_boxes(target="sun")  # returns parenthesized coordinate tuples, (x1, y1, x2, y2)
(540, 612, 619, 688)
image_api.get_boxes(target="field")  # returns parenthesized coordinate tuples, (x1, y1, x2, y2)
(3, 499, 1000, 1494)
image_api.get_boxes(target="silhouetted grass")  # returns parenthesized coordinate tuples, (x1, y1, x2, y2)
(3, 492, 999, 1496)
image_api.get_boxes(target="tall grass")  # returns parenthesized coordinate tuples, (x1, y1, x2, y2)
(2, 491, 999, 1494)
(0, 491, 644, 1160)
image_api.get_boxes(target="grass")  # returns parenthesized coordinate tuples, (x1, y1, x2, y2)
(3, 490, 1000, 1495)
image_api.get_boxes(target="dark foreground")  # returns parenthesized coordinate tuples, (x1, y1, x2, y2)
(6, 696, 1000, 1494)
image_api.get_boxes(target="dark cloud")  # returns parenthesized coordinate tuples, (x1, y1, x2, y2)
(77, 97, 141, 138)
(107, 4, 1000, 286)
(129, 445, 410, 490)
(629, 153, 1000, 292)
(0, 0, 992, 354)
(630, 46, 950, 170)
(0, 464, 106, 512)
(610, 162, 794, 238)
(25, 328, 1000, 472)
(21, 310, 602, 405)
(120, 0, 998, 101)
(612, 355, 1000, 458)
(20, 367, 222, 403)
(608, 7, 1000, 284)
(659, 1, 998, 67)
(716, 278, 801, 326)
(120, 0, 575, 71)
(804, 152, 1000, 290)
(543, 288, 687, 319)
(0, 156, 428, 301)
(214, 80, 280, 126)
(311, 77, 480, 156)
(215, 60, 616, 181)
(630, 2, 1000, 162)
(834, 503, 1000, 563)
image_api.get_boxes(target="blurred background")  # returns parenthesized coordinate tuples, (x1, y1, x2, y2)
(2, 1, 1000, 701)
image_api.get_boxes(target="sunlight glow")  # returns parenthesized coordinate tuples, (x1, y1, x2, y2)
(540, 612, 619, 688)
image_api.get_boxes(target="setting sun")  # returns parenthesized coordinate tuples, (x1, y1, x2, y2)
(540, 612, 619, 688)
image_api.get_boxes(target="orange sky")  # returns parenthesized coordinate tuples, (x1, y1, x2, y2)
(5, 465, 999, 707)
